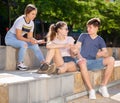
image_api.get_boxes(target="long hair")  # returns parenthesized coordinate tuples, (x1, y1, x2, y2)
(47, 21, 67, 42)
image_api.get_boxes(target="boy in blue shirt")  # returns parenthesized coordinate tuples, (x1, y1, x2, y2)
(75, 18, 115, 99)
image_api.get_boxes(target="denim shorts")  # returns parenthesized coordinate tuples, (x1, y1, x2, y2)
(87, 58, 105, 71)
(63, 56, 76, 63)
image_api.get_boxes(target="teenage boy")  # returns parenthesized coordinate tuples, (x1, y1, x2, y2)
(75, 18, 115, 99)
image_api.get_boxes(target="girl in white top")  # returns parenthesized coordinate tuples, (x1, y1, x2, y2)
(5, 4, 46, 70)
(37, 21, 77, 74)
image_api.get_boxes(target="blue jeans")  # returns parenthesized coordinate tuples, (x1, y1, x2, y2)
(5, 31, 45, 63)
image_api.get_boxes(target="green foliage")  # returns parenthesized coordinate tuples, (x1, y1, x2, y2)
(1, 0, 120, 46)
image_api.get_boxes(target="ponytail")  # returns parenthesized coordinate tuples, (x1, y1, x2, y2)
(47, 24, 57, 42)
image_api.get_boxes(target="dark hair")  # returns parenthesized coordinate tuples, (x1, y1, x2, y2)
(47, 21, 67, 41)
(87, 18, 101, 27)
(24, 4, 37, 15)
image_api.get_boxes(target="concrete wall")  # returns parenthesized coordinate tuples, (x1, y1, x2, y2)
(0, 46, 120, 71)
(0, 46, 47, 70)
(0, 61, 120, 103)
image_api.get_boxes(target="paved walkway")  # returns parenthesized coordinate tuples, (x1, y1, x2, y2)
(68, 84, 120, 103)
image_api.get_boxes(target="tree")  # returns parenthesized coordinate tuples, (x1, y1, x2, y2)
(2, 0, 120, 46)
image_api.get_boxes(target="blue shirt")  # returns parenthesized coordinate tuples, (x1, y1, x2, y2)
(77, 33, 106, 59)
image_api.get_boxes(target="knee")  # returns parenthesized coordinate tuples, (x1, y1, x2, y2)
(77, 58, 87, 70)
(109, 57, 115, 64)
(105, 56, 115, 66)
(20, 42, 28, 48)
(78, 58, 86, 65)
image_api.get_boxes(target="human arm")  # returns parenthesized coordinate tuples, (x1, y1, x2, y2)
(70, 41, 84, 58)
(96, 48, 109, 58)
(46, 41, 70, 49)
(16, 29, 37, 44)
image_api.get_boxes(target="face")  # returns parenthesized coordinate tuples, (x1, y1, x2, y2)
(58, 25, 69, 37)
(87, 24, 98, 35)
(26, 10, 37, 21)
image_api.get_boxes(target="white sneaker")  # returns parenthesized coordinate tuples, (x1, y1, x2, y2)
(99, 86, 110, 97)
(17, 63, 28, 71)
(89, 89, 96, 99)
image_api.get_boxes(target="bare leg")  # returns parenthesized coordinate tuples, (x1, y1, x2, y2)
(45, 48, 77, 73)
(101, 57, 115, 86)
(77, 59, 93, 90)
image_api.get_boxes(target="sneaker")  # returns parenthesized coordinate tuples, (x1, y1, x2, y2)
(17, 63, 28, 71)
(47, 64, 57, 74)
(39, 63, 49, 71)
(89, 89, 96, 99)
(99, 86, 110, 97)
(37, 63, 56, 74)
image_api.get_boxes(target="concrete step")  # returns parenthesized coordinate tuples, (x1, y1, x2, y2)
(0, 61, 120, 103)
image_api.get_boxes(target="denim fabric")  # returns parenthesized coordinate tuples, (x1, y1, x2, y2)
(5, 31, 45, 63)
(63, 56, 76, 63)
(87, 58, 105, 71)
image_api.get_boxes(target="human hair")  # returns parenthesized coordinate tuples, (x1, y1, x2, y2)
(47, 21, 67, 41)
(24, 4, 37, 15)
(87, 18, 101, 28)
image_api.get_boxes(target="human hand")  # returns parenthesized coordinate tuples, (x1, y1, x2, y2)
(29, 38, 37, 44)
(70, 45, 79, 58)
(37, 39, 46, 44)
(96, 50, 102, 58)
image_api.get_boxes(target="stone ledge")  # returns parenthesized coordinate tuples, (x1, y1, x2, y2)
(0, 46, 47, 70)
(0, 61, 120, 103)
(0, 46, 120, 71)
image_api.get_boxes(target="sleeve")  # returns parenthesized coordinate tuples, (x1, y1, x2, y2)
(68, 36, 75, 44)
(99, 36, 106, 49)
(77, 33, 87, 43)
(15, 19, 23, 30)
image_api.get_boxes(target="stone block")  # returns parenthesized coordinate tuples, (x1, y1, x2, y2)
(29, 79, 48, 103)
(90, 70, 103, 87)
(107, 47, 113, 56)
(74, 72, 86, 93)
(61, 73, 74, 96)
(47, 76, 61, 99)
(0, 84, 8, 103)
(5, 46, 17, 70)
(0, 46, 6, 70)
(48, 97, 64, 103)
(0, 46, 41, 71)
(114, 67, 120, 81)
(9, 83, 29, 103)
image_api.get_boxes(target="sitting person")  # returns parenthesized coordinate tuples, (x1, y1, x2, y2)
(37, 21, 78, 74)
(75, 18, 115, 99)
(5, 4, 49, 71)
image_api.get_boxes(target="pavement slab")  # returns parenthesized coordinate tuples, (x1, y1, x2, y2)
(68, 84, 120, 103)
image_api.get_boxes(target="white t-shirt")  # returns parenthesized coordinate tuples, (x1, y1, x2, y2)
(9, 15, 34, 36)
(52, 36, 75, 57)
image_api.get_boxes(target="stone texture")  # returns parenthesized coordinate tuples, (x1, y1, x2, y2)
(90, 70, 103, 87)
(74, 72, 86, 93)
(0, 65, 120, 103)
(1, 46, 40, 71)
(48, 97, 64, 103)
(0, 46, 7, 70)
(0, 84, 8, 103)
(61, 73, 74, 96)
(114, 67, 120, 81)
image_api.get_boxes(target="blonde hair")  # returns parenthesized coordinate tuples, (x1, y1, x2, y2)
(47, 21, 67, 42)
